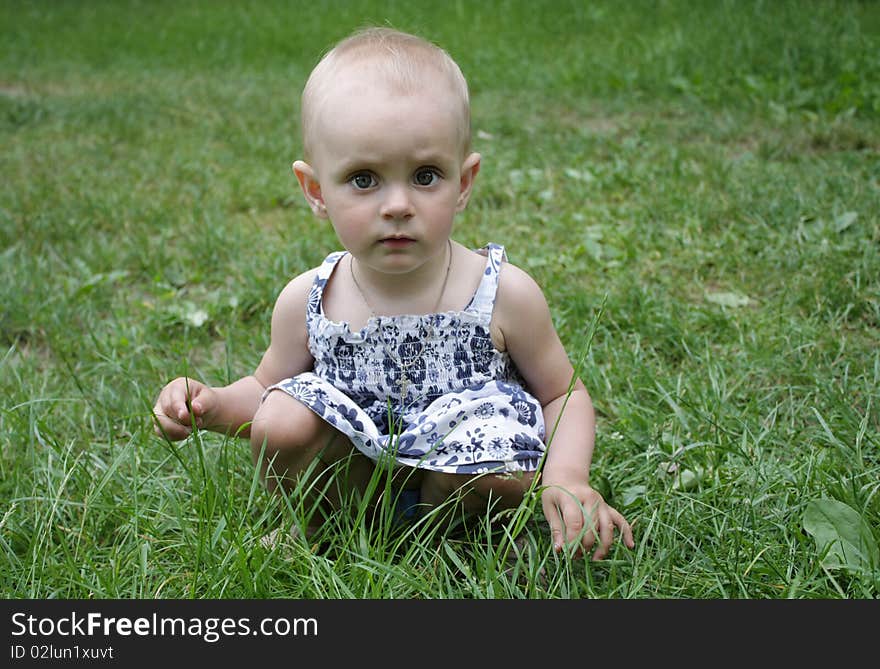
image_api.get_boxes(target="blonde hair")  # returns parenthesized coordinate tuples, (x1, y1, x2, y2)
(300, 27, 471, 159)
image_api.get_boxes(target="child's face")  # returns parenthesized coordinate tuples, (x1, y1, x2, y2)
(297, 70, 478, 276)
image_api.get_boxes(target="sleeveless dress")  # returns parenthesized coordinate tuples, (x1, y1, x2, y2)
(265, 243, 546, 475)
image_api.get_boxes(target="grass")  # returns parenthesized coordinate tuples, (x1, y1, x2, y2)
(1, 0, 879, 599)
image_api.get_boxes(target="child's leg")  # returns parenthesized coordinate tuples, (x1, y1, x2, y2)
(251, 389, 374, 515)
(419, 470, 536, 515)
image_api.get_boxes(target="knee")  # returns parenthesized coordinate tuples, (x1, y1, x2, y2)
(250, 390, 325, 461)
(421, 470, 535, 510)
(470, 471, 535, 508)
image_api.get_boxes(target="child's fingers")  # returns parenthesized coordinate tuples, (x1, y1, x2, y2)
(189, 394, 206, 419)
(613, 508, 636, 549)
(542, 494, 568, 552)
(591, 509, 636, 560)
(149, 387, 185, 427)
(183, 380, 213, 419)
(591, 509, 615, 561)
(156, 417, 192, 440)
(544, 493, 600, 558)
(151, 401, 192, 440)
(171, 378, 202, 422)
(151, 378, 210, 440)
(153, 392, 182, 425)
(187, 388, 213, 428)
(570, 504, 596, 556)
(556, 499, 594, 558)
(173, 392, 192, 422)
(544, 491, 635, 559)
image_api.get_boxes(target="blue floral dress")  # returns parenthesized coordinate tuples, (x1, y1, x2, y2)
(265, 243, 546, 475)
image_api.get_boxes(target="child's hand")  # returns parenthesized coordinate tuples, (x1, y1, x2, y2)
(152, 377, 218, 441)
(540, 471, 635, 560)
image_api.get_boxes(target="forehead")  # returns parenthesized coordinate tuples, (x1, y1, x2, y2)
(312, 71, 465, 160)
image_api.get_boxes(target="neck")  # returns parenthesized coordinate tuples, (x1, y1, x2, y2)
(351, 240, 453, 316)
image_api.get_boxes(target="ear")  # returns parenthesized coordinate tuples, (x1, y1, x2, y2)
(455, 152, 481, 213)
(292, 160, 328, 219)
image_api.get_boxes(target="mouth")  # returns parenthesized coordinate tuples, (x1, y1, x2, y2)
(379, 236, 416, 248)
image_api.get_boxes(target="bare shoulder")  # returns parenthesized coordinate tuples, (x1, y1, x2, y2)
(253, 266, 319, 386)
(497, 261, 551, 317)
(493, 259, 576, 403)
(269, 265, 322, 344)
(273, 266, 319, 317)
(491, 260, 553, 350)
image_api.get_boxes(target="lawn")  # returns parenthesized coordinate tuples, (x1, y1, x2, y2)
(1, 0, 878, 598)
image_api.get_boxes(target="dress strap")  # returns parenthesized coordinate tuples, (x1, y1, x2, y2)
(306, 250, 347, 319)
(465, 243, 506, 320)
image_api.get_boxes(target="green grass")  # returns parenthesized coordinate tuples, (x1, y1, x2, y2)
(2, 0, 878, 598)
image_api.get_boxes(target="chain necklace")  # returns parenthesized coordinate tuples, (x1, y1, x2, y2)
(349, 240, 453, 404)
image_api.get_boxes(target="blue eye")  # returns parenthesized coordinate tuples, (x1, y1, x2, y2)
(414, 168, 440, 186)
(350, 173, 377, 189)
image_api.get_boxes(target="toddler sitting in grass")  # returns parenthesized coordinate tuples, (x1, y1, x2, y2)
(153, 26, 634, 560)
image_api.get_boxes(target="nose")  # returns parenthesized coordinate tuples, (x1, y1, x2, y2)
(380, 184, 414, 220)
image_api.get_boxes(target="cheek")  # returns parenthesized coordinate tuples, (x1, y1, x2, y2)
(417, 184, 458, 210)
(433, 191, 465, 219)
(326, 200, 374, 243)
(326, 195, 371, 223)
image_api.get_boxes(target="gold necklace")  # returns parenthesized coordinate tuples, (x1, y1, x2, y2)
(349, 240, 453, 404)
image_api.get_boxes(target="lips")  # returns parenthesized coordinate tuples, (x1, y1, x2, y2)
(379, 236, 416, 248)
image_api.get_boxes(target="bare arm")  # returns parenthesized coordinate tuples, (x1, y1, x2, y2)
(494, 263, 633, 558)
(492, 263, 594, 472)
(152, 269, 317, 440)
(540, 379, 595, 475)
(152, 374, 266, 440)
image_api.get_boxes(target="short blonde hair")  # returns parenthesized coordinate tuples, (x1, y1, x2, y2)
(300, 27, 471, 159)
